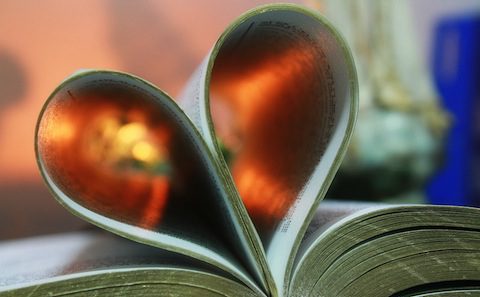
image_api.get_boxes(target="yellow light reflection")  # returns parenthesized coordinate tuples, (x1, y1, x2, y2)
(117, 122, 146, 144)
(132, 140, 159, 163)
(82, 114, 166, 169)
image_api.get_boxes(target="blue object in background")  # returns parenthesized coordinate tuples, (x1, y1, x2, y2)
(427, 13, 480, 206)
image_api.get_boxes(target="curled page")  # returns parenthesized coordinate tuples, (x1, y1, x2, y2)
(179, 4, 357, 295)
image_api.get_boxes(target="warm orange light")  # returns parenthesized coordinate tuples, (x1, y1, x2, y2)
(212, 47, 310, 145)
(132, 141, 159, 163)
(210, 28, 330, 240)
(37, 85, 176, 229)
(234, 165, 293, 223)
(139, 176, 170, 228)
(48, 118, 75, 142)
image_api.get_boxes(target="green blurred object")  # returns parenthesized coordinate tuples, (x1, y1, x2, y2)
(318, 0, 450, 201)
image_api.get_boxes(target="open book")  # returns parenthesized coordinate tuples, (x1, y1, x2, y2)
(2, 4, 479, 297)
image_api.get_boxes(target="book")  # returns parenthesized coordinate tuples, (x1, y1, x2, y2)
(1, 3, 480, 297)
(2, 203, 480, 297)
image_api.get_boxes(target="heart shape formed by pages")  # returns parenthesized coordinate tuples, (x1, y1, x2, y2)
(35, 4, 357, 296)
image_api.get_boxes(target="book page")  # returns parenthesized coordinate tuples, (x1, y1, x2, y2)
(289, 205, 480, 297)
(0, 231, 260, 297)
(35, 71, 265, 294)
(180, 6, 357, 296)
(296, 200, 384, 261)
(0, 231, 218, 288)
(179, 58, 270, 291)
(247, 11, 356, 295)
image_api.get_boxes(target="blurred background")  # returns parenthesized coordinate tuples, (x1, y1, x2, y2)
(0, 0, 479, 239)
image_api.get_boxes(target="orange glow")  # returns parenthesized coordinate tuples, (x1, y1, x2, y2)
(139, 176, 170, 228)
(37, 82, 177, 229)
(234, 165, 294, 225)
(210, 26, 332, 238)
(214, 46, 315, 136)
(44, 115, 75, 143)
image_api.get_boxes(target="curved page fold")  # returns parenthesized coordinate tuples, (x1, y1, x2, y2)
(179, 4, 357, 295)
